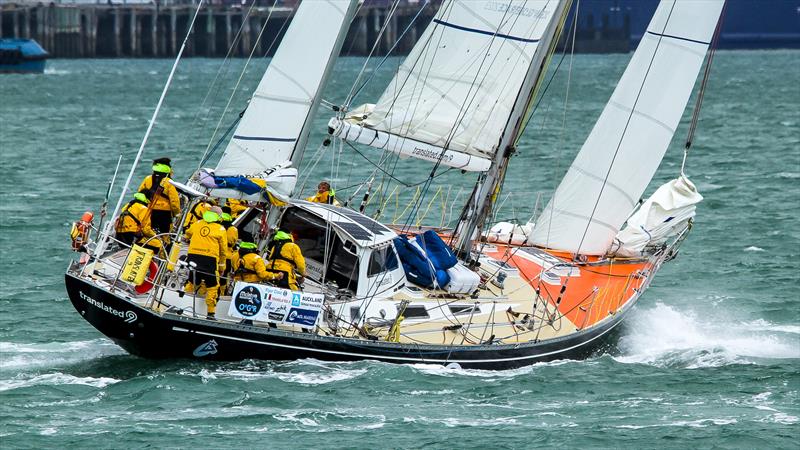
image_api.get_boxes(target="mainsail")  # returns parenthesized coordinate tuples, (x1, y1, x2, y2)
(330, 0, 569, 172)
(212, 0, 358, 183)
(530, 0, 725, 255)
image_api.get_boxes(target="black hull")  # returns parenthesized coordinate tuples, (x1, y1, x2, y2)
(66, 273, 629, 370)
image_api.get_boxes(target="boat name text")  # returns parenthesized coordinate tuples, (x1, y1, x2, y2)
(412, 147, 454, 163)
(79, 291, 138, 323)
(485, 1, 547, 18)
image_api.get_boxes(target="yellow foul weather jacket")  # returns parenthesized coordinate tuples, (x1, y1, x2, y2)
(227, 198, 248, 218)
(306, 191, 340, 206)
(183, 201, 210, 229)
(138, 175, 181, 216)
(267, 238, 306, 290)
(116, 201, 155, 237)
(184, 219, 228, 268)
(233, 253, 282, 283)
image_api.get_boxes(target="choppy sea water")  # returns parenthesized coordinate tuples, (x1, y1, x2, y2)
(1, 52, 798, 447)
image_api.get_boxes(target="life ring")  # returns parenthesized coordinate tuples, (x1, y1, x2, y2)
(135, 261, 159, 294)
(70, 211, 94, 251)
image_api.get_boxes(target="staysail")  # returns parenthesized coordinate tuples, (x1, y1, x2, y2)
(529, 0, 725, 255)
(329, 0, 568, 172)
(212, 0, 358, 188)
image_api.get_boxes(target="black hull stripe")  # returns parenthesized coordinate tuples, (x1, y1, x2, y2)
(175, 315, 624, 364)
(433, 19, 540, 44)
(646, 30, 710, 46)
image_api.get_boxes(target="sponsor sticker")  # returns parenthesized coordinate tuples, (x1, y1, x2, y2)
(193, 340, 218, 357)
(233, 285, 262, 317)
(226, 282, 325, 325)
(285, 307, 319, 327)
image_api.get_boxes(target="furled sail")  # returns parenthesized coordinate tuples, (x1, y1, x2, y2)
(330, 0, 567, 172)
(529, 0, 725, 255)
(211, 0, 358, 197)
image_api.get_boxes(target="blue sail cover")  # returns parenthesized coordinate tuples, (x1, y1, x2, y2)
(212, 176, 263, 195)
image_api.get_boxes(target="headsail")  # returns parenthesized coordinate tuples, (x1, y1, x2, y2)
(530, 0, 725, 255)
(212, 0, 358, 185)
(330, 0, 568, 172)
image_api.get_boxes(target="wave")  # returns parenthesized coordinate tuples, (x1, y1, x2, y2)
(615, 303, 800, 368)
(408, 359, 579, 378)
(43, 68, 71, 75)
(0, 339, 125, 372)
(179, 359, 368, 385)
(0, 372, 119, 392)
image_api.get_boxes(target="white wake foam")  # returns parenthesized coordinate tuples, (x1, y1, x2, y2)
(616, 303, 800, 367)
(0, 373, 119, 392)
(0, 339, 125, 372)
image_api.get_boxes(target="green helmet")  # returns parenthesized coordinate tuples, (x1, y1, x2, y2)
(152, 163, 171, 174)
(203, 210, 220, 223)
(221, 213, 233, 222)
(133, 192, 149, 204)
(239, 242, 257, 250)
(273, 230, 292, 241)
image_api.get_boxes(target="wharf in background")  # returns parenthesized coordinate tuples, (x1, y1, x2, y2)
(0, 0, 438, 58)
(1, 0, 797, 58)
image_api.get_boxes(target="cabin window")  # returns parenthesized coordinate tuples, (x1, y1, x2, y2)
(398, 304, 429, 319)
(449, 305, 480, 316)
(280, 207, 333, 262)
(277, 207, 359, 290)
(350, 306, 361, 321)
(367, 245, 399, 277)
(326, 237, 360, 291)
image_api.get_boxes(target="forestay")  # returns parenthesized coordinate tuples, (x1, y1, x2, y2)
(530, 0, 724, 255)
(213, 0, 357, 178)
(333, 0, 564, 170)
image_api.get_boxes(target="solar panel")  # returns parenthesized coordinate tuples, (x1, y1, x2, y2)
(332, 221, 373, 241)
(322, 204, 392, 234)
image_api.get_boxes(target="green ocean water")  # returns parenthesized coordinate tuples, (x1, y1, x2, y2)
(1, 52, 798, 448)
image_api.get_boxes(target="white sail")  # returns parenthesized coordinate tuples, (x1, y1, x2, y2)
(333, 0, 566, 170)
(530, 0, 724, 255)
(214, 0, 357, 177)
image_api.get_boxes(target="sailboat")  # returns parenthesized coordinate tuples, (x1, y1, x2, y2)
(65, 0, 726, 370)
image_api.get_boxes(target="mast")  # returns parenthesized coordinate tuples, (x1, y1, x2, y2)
(453, 0, 572, 257)
(213, 0, 359, 180)
(290, 0, 359, 168)
(93, 0, 205, 259)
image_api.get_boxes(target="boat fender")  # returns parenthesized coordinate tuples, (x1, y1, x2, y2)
(69, 211, 94, 251)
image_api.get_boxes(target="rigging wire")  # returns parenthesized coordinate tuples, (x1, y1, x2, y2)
(343, 0, 403, 110)
(94, 0, 206, 259)
(197, 1, 294, 172)
(572, 1, 679, 257)
(681, 0, 727, 176)
(541, 0, 579, 262)
(181, 1, 257, 150)
(196, 0, 261, 163)
(348, 0, 432, 103)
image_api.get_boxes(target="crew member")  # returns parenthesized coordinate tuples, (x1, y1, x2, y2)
(306, 181, 340, 206)
(137, 157, 181, 235)
(183, 199, 213, 229)
(115, 192, 162, 254)
(266, 229, 306, 291)
(226, 198, 248, 219)
(233, 242, 284, 284)
(184, 206, 227, 320)
(219, 208, 239, 293)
